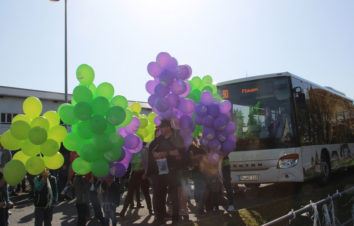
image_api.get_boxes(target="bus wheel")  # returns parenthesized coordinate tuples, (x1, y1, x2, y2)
(319, 153, 331, 184)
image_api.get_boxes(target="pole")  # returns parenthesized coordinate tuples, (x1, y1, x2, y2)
(64, 0, 68, 103)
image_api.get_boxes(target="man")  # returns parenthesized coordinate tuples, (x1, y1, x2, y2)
(33, 168, 58, 226)
(149, 119, 185, 225)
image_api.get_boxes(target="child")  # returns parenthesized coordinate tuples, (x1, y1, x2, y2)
(33, 168, 58, 226)
(101, 175, 120, 226)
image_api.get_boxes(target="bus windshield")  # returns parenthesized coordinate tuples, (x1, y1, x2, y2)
(219, 77, 296, 151)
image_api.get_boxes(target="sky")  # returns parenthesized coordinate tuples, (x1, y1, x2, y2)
(1, 0, 354, 102)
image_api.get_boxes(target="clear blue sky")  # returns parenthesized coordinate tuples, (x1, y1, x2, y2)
(1, 0, 354, 102)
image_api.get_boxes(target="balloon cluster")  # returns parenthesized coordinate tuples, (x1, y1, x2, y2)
(60, 64, 133, 178)
(187, 75, 222, 103)
(129, 103, 157, 143)
(195, 91, 237, 158)
(0, 97, 66, 186)
(146, 52, 195, 147)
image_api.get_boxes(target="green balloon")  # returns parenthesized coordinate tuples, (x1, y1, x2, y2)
(3, 160, 26, 186)
(191, 77, 202, 89)
(106, 106, 126, 126)
(58, 104, 78, 125)
(119, 109, 133, 128)
(104, 123, 116, 134)
(79, 143, 102, 162)
(10, 120, 31, 140)
(77, 120, 95, 139)
(90, 115, 107, 134)
(63, 133, 85, 151)
(91, 160, 109, 178)
(74, 102, 92, 121)
(109, 133, 125, 148)
(111, 95, 128, 108)
(76, 64, 95, 85)
(202, 85, 213, 93)
(95, 82, 114, 100)
(73, 85, 93, 103)
(92, 97, 110, 116)
(21, 140, 40, 156)
(31, 116, 50, 131)
(40, 139, 59, 156)
(93, 134, 112, 152)
(88, 84, 96, 93)
(139, 117, 148, 128)
(13, 151, 31, 165)
(28, 127, 47, 145)
(72, 157, 91, 175)
(0, 130, 21, 150)
(103, 148, 122, 162)
(26, 156, 45, 175)
(43, 111, 60, 129)
(43, 152, 64, 170)
(202, 75, 213, 84)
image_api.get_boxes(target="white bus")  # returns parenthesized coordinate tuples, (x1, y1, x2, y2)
(217, 72, 354, 186)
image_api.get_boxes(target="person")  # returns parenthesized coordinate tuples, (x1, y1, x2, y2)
(222, 155, 235, 211)
(119, 145, 153, 217)
(89, 175, 105, 226)
(73, 174, 90, 226)
(0, 172, 13, 226)
(33, 168, 58, 226)
(0, 143, 12, 198)
(101, 175, 120, 226)
(148, 119, 185, 225)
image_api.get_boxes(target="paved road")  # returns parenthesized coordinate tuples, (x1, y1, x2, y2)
(8, 168, 354, 225)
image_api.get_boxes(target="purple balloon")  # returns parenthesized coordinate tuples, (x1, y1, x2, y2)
(154, 115, 162, 126)
(194, 115, 204, 125)
(125, 117, 140, 134)
(165, 57, 178, 72)
(148, 94, 158, 107)
(147, 62, 162, 78)
(120, 149, 133, 168)
(159, 71, 175, 86)
(146, 80, 158, 94)
(216, 131, 228, 143)
(171, 79, 187, 95)
(207, 103, 220, 118)
(214, 114, 229, 130)
(159, 108, 173, 119)
(208, 139, 221, 152)
(124, 134, 140, 149)
(202, 115, 214, 128)
(195, 103, 208, 117)
(208, 152, 220, 164)
(224, 122, 236, 134)
(154, 83, 170, 97)
(221, 140, 236, 155)
(111, 162, 127, 178)
(179, 115, 193, 130)
(200, 91, 213, 105)
(200, 137, 209, 147)
(178, 99, 195, 114)
(203, 127, 215, 140)
(126, 138, 143, 154)
(155, 97, 171, 113)
(219, 100, 232, 114)
(183, 135, 193, 148)
(156, 52, 172, 68)
(179, 82, 191, 98)
(117, 127, 128, 138)
(167, 93, 180, 108)
(176, 65, 192, 80)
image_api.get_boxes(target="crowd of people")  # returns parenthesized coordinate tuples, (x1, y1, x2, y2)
(0, 118, 236, 226)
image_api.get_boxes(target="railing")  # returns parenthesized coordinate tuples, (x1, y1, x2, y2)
(263, 186, 354, 226)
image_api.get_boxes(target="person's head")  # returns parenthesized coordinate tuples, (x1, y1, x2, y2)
(41, 168, 49, 177)
(159, 119, 172, 137)
(0, 172, 4, 188)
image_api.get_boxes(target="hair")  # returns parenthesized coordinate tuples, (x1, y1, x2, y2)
(0, 171, 3, 180)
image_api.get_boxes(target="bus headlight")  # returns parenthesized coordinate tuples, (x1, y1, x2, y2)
(278, 154, 299, 169)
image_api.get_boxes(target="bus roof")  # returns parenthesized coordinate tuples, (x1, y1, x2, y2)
(216, 72, 353, 102)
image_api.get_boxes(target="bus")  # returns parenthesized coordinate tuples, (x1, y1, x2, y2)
(217, 72, 354, 186)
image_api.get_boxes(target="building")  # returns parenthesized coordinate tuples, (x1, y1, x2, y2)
(0, 86, 151, 134)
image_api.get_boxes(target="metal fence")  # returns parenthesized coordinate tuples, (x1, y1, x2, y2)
(263, 186, 354, 226)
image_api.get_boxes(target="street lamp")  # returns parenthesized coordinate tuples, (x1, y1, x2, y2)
(51, 0, 68, 103)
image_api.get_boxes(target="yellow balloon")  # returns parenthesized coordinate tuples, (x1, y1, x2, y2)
(48, 125, 67, 143)
(20, 139, 40, 156)
(0, 130, 21, 150)
(31, 116, 50, 131)
(23, 97, 42, 118)
(13, 151, 31, 165)
(43, 152, 64, 170)
(43, 111, 60, 128)
(26, 156, 45, 175)
(12, 114, 31, 124)
(129, 102, 142, 114)
(3, 160, 26, 186)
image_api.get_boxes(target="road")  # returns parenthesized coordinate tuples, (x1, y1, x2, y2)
(8, 168, 354, 226)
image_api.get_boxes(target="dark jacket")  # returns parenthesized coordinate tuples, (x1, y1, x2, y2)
(0, 149, 12, 168)
(101, 181, 120, 205)
(73, 175, 90, 205)
(33, 175, 58, 208)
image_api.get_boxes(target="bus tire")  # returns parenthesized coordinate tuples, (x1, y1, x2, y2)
(319, 151, 331, 184)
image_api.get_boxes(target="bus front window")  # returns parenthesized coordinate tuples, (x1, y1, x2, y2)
(225, 77, 295, 151)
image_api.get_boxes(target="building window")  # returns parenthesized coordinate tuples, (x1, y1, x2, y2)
(1, 113, 5, 123)
(6, 113, 12, 123)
